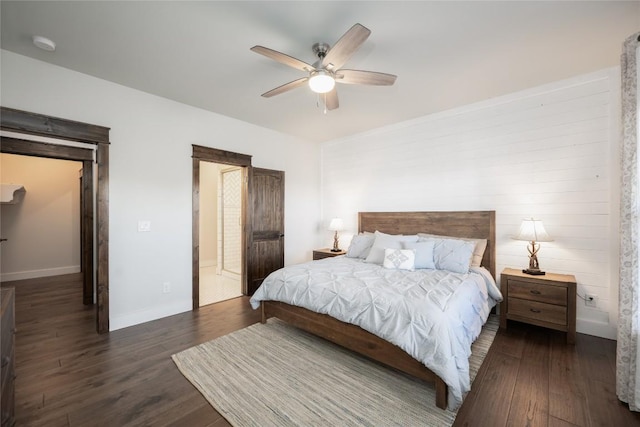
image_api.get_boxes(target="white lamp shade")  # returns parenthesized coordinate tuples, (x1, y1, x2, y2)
(328, 218, 344, 231)
(308, 71, 335, 94)
(513, 218, 553, 242)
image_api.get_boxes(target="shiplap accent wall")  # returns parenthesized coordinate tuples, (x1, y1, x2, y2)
(321, 68, 620, 339)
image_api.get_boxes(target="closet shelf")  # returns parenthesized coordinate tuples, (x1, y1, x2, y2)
(1, 184, 26, 204)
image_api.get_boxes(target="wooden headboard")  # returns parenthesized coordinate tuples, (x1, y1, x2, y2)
(358, 211, 496, 279)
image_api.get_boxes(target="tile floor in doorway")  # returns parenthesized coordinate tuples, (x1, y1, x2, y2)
(199, 265, 243, 306)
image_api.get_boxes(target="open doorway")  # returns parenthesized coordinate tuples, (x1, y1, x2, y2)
(0, 154, 83, 283)
(192, 145, 251, 309)
(199, 162, 243, 306)
(192, 145, 285, 307)
(1, 107, 110, 333)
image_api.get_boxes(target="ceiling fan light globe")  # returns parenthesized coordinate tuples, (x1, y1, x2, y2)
(308, 72, 335, 94)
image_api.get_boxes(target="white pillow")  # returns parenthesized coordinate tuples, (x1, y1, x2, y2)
(346, 232, 375, 259)
(365, 231, 419, 264)
(383, 248, 415, 271)
(402, 241, 436, 269)
(418, 233, 487, 267)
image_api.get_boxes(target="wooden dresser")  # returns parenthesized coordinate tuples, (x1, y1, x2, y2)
(500, 268, 577, 344)
(1, 288, 15, 427)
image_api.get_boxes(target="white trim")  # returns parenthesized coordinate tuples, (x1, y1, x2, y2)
(577, 318, 617, 341)
(1, 265, 81, 282)
(221, 269, 240, 280)
(199, 259, 216, 268)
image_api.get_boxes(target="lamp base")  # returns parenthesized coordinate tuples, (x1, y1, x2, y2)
(523, 269, 546, 276)
(330, 248, 342, 252)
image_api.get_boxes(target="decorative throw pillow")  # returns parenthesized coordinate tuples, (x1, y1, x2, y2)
(365, 231, 419, 264)
(418, 233, 487, 267)
(346, 232, 375, 259)
(402, 241, 436, 269)
(383, 248, 415, 271)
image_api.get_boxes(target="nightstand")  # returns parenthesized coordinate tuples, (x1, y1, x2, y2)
(313, 248, 347, 260)
(500, 268, 577, 344)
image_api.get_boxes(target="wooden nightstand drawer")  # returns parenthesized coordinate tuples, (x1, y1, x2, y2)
(508, 280, 567, 305)
(508, 297, 567, 326)
(500, 268, 576, 344)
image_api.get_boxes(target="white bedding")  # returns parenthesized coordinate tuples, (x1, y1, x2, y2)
(250, 256, 502, 410)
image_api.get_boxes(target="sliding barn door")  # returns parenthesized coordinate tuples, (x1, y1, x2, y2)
(247, 167, 284, 295)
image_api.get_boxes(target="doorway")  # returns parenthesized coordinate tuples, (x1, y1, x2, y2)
(199, 162, 243, 305)
(192, 145, 285, 308)
(0, 154, 83, 283)
(192, 145, 251, 309)
(0, 107, 110, 333)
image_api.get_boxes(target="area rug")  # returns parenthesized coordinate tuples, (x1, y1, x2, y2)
(172, 315, 498, 427)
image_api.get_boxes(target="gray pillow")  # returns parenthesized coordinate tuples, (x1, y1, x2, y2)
(346, 233, 375, 259)
(418, 237, 475, 274)
(402, 241, 436, 269)
(365, 231, 419, 265)
(418, 233, 487, 267)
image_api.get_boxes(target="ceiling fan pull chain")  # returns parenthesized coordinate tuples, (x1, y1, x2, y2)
(323, 93, 328, 115)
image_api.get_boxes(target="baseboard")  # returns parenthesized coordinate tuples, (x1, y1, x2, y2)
(221, 269, 241, 279)
(1, 265, 81, 282)
(200, 259, 217, 268)
(109, 300, 192, 331)
(577, 318, 617, 340)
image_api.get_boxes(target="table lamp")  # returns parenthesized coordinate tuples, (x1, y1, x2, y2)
(328, 218, 344, 252)
(513, 218, 553, 275)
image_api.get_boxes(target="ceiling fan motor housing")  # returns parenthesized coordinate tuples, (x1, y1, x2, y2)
(312, 42, 330, 59)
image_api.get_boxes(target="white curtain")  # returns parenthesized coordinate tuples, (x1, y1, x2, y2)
(618, 31, 640, 411)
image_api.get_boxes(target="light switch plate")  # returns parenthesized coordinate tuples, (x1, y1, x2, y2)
(138, 220, 151, 232)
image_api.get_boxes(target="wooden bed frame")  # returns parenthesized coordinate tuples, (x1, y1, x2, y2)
(260, 211, 496, 410)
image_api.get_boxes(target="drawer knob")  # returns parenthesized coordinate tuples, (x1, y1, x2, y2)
(530, 308, 541, 313)
(530, 290, 541, 295)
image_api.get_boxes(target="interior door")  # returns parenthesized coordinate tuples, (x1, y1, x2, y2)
(247, 167, 284, 295)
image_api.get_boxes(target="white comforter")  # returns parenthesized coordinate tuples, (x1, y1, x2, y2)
(250, 256, 502, 410)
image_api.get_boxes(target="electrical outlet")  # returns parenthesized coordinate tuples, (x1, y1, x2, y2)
(585, 294, 596, 308)
(162, 282, 171, 293)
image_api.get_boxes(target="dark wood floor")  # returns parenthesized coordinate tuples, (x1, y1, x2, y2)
(2, 274, 639, 426)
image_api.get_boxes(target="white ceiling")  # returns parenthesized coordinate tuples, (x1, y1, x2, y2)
(1, 1, 638, 143)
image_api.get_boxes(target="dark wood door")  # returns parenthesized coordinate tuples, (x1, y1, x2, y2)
(247, 167, 284, 295)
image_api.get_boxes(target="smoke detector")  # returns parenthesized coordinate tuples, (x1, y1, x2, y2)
(32, 35, 56, 52)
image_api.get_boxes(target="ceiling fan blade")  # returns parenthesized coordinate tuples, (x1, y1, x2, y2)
(250, 46, 314, 72)
(324, 88, 339, 110)
(261, 77, 309, 98)
(336, 69, 397, 86)
(322, 23, 371, 71)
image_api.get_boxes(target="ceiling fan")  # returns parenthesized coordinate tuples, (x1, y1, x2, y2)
(250, 23, 397, 111)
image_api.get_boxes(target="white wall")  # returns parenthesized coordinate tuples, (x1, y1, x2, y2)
(0, 154, 82, 281)
(321, 68, 621, 339)
(1, 50, 321, 331)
